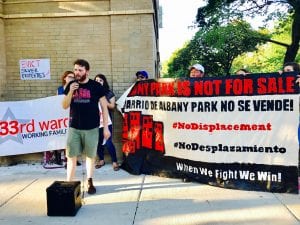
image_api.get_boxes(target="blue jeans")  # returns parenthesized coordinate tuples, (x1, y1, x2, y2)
(298, 124, 300, 146)
(97, 125, 118, 163)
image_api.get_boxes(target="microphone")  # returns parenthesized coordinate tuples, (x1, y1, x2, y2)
(73, 80, 79, 96)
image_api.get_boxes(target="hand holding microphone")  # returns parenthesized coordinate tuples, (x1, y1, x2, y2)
(70, 81, 79, 93)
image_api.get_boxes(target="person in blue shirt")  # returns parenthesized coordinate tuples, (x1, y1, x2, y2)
(43, 71, 75, 169)
(57, 70, 75, 95)
(136, 70, 148, 81)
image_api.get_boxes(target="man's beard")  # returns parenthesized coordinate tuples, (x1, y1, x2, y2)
(76, 73, 87, 82)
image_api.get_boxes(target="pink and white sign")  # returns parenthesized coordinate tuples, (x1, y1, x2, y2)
(19, 58, 51, 80)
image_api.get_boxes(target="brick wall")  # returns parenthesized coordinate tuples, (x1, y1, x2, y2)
(0, 1, 6, 101)
(0, 0, 159, 164)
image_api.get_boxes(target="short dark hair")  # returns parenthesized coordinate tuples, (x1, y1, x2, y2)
(73, 59, 90, 70)
(283, 62, 300, 72)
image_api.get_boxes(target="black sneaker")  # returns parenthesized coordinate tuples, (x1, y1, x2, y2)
(87, 178, 96, 194)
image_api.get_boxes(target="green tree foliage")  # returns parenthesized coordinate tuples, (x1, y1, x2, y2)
(232, 15, 300, 73)
(165, 21, 269, 77)
(196, 0, 300, 64)
(164, 43, 192, 78)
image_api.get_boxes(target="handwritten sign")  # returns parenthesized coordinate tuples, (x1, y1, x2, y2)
(19, 59, 51, 80)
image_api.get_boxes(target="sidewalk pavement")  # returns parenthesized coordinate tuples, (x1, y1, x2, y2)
(0, 163, 299, 225)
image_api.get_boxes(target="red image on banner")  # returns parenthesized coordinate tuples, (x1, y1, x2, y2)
(129, 112, 141, 149)
(122, 139, 136, 154)
(122, 111, 165, 154)
(154, 122, 164, 153)
(122, 113, 129, 140)
(142, 115, 153, 149)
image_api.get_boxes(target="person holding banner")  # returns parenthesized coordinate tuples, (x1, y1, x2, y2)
(43, 71, 76, 169)
(62, 59, 111, 194)
(280, 61, 300, 87)
(181, 63, 205, 183)
(236, 68, 251, 76)
(282, 62, 300, 73)
(136, 70, 149, 81)
(189, 64, 205, 78)
(281, 61, 300, 173)
(116, 71, 148, 114)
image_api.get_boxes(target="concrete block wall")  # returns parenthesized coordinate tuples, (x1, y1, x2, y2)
(4, 16, 112, 100)
(0, 1, 6, 101)
(0, 0, 159, 165)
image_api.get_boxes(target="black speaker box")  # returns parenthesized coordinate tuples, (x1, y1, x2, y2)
(46, 181, 82, 216)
